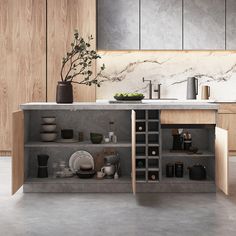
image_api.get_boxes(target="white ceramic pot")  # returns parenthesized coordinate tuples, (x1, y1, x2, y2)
(42, 124, 56, 132)
(40, 132, 57, 142)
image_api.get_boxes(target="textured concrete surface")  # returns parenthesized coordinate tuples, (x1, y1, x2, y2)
(20, 101, 218, 110)
(1, 157, 236, 236)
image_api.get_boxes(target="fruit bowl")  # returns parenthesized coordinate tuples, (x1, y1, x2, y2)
(114, 93, 144, 101)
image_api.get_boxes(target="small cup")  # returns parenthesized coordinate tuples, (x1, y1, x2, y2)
(61, 129, 74, 139)
(97, 171, 105, 178)
(104, 137, 110, 143)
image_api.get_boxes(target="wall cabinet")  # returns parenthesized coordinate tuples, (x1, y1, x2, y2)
(184, 0, 225, 50)
(226, 0, 236, 49)
(97, 0, 139, 50)
(97, 0, 228, 50)
(141, 0, 182, 50)
(12, 106, 228, 196)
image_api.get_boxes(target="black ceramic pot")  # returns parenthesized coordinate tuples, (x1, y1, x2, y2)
(188, 164, 206, 180)
(56, 81, 73, 103)
(37, 154, 49, 178)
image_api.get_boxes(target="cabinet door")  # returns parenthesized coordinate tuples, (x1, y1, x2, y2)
(12, 111, 24, 195)
(217, 114, 236, 152)
(184, 0, 225, 50)
(141, 0, 182, 50)
(215, 127, 229, 195)
(131, 110, 136, 194)
(226, 0, 236, 49)
(97, 0, 139, 50)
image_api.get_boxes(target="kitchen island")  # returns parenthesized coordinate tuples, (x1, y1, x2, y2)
(12, 101, 229, 195)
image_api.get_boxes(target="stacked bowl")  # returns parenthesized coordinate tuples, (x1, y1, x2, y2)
(40, 117, 57, 142)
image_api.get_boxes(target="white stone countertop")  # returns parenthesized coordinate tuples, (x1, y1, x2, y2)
(20, 101, 219, 110)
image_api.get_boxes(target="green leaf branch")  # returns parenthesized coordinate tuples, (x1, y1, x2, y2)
(60, 29, 105, 86)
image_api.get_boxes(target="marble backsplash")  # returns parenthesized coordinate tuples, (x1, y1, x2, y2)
(96, 51, 236, 100)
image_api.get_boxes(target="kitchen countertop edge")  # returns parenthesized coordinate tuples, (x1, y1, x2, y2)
(20, 102, 219, 110)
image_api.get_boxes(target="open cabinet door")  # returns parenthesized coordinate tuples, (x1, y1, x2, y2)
(12, 111, 24, 195)
(215, 127, 229, 195)
(131, 110, 136, 194)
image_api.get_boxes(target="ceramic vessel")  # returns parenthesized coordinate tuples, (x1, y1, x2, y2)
(56, 81, 73, 103)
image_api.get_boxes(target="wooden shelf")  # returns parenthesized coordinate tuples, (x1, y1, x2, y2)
(162, 150, 215, 158)
(25, 141, 131, 148)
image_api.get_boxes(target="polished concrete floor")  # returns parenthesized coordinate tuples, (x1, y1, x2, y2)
(1, 157, 236, 236)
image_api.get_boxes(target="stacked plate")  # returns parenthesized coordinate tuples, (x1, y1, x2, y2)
(69, 150, 95, 178)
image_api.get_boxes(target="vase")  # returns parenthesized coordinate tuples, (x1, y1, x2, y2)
(56, 81, 73, 103)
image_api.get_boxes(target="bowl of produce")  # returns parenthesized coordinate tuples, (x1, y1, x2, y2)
(114, 93, 144, 101)
(90, 133, 103, 144)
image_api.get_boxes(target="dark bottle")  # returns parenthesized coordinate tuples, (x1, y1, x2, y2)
(148, 171, 158, 181)
(166, 163, 174, 177)
(175, 162, 184, 178)
(37, 154, 49, 178)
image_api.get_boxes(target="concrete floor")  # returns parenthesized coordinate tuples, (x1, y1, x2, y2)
(1, 157, 236, 236)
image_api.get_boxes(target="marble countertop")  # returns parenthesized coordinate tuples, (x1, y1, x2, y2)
(20, 101, 218, 110)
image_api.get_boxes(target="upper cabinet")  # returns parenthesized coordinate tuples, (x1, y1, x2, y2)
(183, 0, 225, 50)
(226, 0, 236, 49)
(141, 0, 182, 50)
(97, 0, 230, 50)
(97, 0, 139, 50)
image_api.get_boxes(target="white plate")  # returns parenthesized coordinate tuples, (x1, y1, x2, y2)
(69, 150, 94, 173)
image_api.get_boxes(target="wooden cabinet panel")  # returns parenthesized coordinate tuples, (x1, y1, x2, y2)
(0, 0, 46, 152)
(161, 110, 216, 124)
(215, 127, 229, 195)
(217, 114, 236, 151)
(184, 0, 225, 50)
(226, 0, 236, 49)
(141, 0, 182, 50)
(12, 111, 24, 195)
(47, 0, 96, 102)
(97, 0, 139, 50)
(218, 104, 236, 114)
(131, 110, 136, 195)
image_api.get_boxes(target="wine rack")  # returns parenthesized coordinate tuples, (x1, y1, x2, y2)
(135, 110, 161, 183)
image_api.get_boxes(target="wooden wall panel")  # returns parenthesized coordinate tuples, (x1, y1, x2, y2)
(0, 0, 46, 152)
(47, 0, 96, 102)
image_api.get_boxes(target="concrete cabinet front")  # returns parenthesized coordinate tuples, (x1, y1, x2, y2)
(141, 0, 182, 50)
(97, 0, 139, 50)
(184, 0, 225, 50)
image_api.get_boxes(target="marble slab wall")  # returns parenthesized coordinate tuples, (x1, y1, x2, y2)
(96, 51, 236, 100)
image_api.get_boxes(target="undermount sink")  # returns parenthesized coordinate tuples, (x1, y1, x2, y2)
(142, 99, 215, 103)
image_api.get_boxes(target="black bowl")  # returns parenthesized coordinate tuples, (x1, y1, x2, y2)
(90, 133, 103, 144)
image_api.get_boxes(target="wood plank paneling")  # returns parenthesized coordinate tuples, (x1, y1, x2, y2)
(217, 113, 236, 151)
(161, 110, 216, 124)
(47, 0, 96, 102)
(0, 0, 46, 152)
(131, 110, 136, 195)
(217, 103, 236, 114)
(215, 127, 229, 195)
(12, 111, 24, 195)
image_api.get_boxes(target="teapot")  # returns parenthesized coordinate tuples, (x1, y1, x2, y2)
(101, 163, 115, 178)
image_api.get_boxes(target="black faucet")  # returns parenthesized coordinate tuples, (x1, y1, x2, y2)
(142, 77, 152, 99)
(154, 84, 162, 99)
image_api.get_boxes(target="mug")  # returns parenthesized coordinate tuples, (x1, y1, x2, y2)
(61, 129, 73, 139)
(201, 85, 210, 100)
(97, 171, 105, 178)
